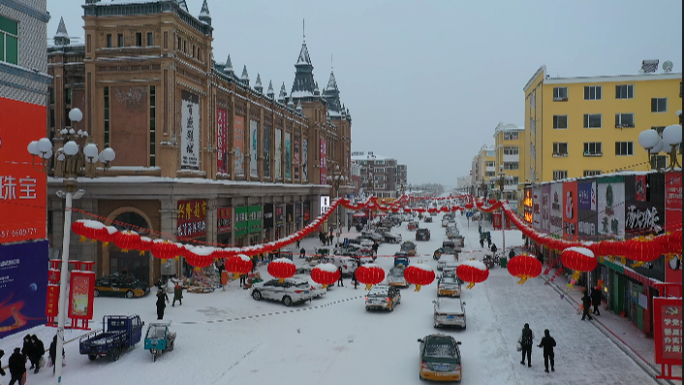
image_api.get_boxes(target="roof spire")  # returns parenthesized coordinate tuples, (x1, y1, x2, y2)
(296, 100, 303, 114)
(55, 16, 70, 46)
(314, 81, 320, 96)
(287, 97, 295, 109)
(254, 74, 263, 93)
(224, 54, 234, 75)
(303, 19, 305, 43)
(241, 65, 250, 86)
(278, 82, 287, 103)
(199, 0, 211, 25)
(267, 80, 275, 99)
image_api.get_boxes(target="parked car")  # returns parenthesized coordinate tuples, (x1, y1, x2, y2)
(437, 275, 463, 297)
(424, 216, 433, 223)
(387, 266, 409, 288)
(417, 334, 463, 382)
(433, 298, 467, 329)
(394, 252, 411, 267)
(442, 219, 450, 227)
(251, 278, 315, 306)
(94, 274, 150, 298)
(294, 266, 327, 297)
(437, 254, 460, 271)
(400, 241, 417, 255)
(380, 231, 402, 244)
(433, 247, 459, 261)
(407, 221, 419, 231)
(416, 228, 431, 241)
(80, 315, 144, 361)
(365, 284, 401, 311)
(333, 256, 361, 277)
(361, 231, 384, 243)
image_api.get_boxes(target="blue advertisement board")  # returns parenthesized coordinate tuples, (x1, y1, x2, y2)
(0, 240, 48, 338)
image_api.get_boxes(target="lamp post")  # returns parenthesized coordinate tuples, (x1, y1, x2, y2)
(495, 165, 513, 258)
(327, 165, 344, 245)
(27, 108, 115, 385)
(637, 112, 682, 172)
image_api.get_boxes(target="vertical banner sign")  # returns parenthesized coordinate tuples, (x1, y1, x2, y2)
(320, 138, 327, 185)
(181, 91, 200, 170)
(46, 284, 59, 318)
(302, 138, 309, 182)
(217, 207, 232, 234)
(275, 129, 282, 179)
(68, 270, 95, 320)
(294, 135, 300, 181)
(653, 297, 683, 366)
(275, 204, 285, 226)
(234, 206, 248, 237)
(285, 132, 292, 180)
(216, 108, 228, 174)
(177, 200, 207, 239)
(577, 181, 598, 239)
(0, 240, 49, 338)
(549, 183, 563, 238)
(665, 172, 682, 232)
(286, 204, 294, 224)
(263, 124, 271, 179)
(263, 204, 274, 229)
(532, 186, 542, 230)
(234, 115, 245, 177)
(0, 98, 46, 243)
(523, 187, 533, 224)
(248, 205, 262, 234)
(250, 120, 259, 178)
(541, 185, 550, 233)
(625, 174, 665, 237)
(563, 181, 578, 240)
(597, 176, 625, 238)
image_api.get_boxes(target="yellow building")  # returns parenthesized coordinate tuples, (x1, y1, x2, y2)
(522, 65, 682, 183)
(493, 122, 525, 206)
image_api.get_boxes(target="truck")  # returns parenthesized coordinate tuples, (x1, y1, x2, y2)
(79, 315, 144, 361)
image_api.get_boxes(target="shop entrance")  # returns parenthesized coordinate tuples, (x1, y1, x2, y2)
(108, 211, 151, 285)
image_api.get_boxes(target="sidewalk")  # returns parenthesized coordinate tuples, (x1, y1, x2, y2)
(542, 269, 682, 385)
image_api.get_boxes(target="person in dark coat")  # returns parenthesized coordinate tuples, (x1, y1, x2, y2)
(518, 323, 535, 367)
(581, 291, 594, 321)
(8, 347, 25, 385)
(591, 286, 602, 315)
(371, 242, 379, 256)
(296, 239, 301, 249)
(30, 334, 45, 373)
(490, 243, 498, 254)
(479, 236, 485, 248)
(337, 266, 344, 287)
(508, 249, 516, 260)
(0, 349, 6, 377)
(156, 289, 169, 320)
(20, 334, 32, 367)
(49, 335, 64, 374)
(537, 329, 557, 372)
(172, 283, 183, 306)
(300, 247, 306, 259)
(352, 264, 360, 289)
(239, 273, 247, 287)
(251, 257, 257, 273)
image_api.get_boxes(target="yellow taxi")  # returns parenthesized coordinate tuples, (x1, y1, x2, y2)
(437, 275, 463, 297)
(418, 334, 462, 381)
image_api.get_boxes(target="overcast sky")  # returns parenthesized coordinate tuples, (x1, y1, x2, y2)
(48, 0, 682, 185)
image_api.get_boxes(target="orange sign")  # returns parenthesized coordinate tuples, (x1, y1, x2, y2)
(46, 284, 60, 317)
(0, 97, 47, 244)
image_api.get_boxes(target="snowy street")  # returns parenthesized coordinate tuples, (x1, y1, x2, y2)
(2, 213, 663, 385)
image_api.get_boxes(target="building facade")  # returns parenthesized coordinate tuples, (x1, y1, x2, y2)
(493, 122, 525, 206)
(351, 151, 407, 198)
(46, 0, 353, 285)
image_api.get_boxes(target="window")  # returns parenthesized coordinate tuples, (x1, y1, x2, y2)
(615, 141, 634, 156)
(652, 155, 667, 169)
(503, 162, 519, 170)
(652, 126, 666, 135)
(553, 87, 568, 101)
(486, 161, 495, 167)
(614, 113, 634, 128)
(651, 98, 667, 113)
(361, 167, 367, 173)
(553, 115, 568, 129)
(553, 170, 568, 181)
(486, 150, 495, 157)
(106, 34, 112, 47)
(104, 87, 110, 147)
(49, 88, 54, 104)
(584, 114, 602, 128)
(583, 170, 602, 177)
(183, 40, 187, 53)
(117, 34, 123, 47)
(503, 132, 519, 140)
(583, 142, 602, 156)
(485, 171, 496, 177)
(135, 32, 142, 46)
(552, 142, 568, 157)
(147, 32, 153, 46)
(149, 85, 156, 167)
(374, 167, 385, 173)
(177, 36, 181, 50)
(163, 31, 168, 49)
(87, 34, 91, 53)
(615, 84, 634, 99)
(0, 15, 18, 65)
(503, 146, 519, 155)
(65, 88, 72, 105)
(584, 86, 602, 100)
(375, 160, 385, 165)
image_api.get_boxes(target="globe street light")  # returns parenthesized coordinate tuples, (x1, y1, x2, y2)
(637, 111, 682, 172)
(27, 108, 115, 385)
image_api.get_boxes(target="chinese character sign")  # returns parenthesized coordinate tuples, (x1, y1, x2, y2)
(577, 181, 598, 239)
(68, 271, 95, 320)
(275, 129, 282, 179)
(250, 120, 259, 178)
(177, 200, 207, 239)
(263, 124, 271, 179)
(653, 297, 683, 365)
(0, 97, 46, 244)
(217, 207, 232, 234)
(302, 138, 308, 182)
(294, 135, 300, 181)
(597, 176, 625, 238)
(320, 138, 327, 185)
(563, 181, 578, 240)
(216, 108, 228, 174)
(665, 172, 682, 232)
(234, 115, 245, 177)
(235, 206, 249, 237)
(285, 132, 292, 180)
(181, 91, 200, 170)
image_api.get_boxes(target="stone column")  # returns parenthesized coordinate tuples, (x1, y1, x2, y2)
(205, 198, 218, 245)
(159, 198, 178, 276)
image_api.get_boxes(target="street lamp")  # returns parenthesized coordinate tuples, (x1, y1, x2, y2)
(27, 108, 115, 385)
(495, 165, 514, 258)
(327, 165, 345, 245)
(637, 111, 682, 172)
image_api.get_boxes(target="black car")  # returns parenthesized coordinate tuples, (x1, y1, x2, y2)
(416, 228, 431, 241)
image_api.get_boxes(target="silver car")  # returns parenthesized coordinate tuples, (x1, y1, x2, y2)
(433, 298, 467, 329)
(251, 278, 315, 306)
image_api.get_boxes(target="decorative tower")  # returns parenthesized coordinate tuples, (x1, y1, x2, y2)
(224, 55, 234, 76)
(198, 0, 211, 25)
(254, 74, 263, 93)
(278, 83, 287, 103)
(54, 17, 70, 46)
(323, 67, 343, 116)
(266, 80, 275, 99)
(240, 65, 250, 86)
(290, 22, 316, 100)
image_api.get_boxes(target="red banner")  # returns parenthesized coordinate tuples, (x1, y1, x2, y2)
(665, 172, 682, 232)
(217, 207, 232, 234)
(45, 284, 60, 317)
(320, 138, 327, 185)
(177, 200, 207, 239)
(68, 271, 95, 320)
(217, 108, 228, 174)
(563, 181, 578, 240)
(523, 188, 533, 223)
(653, 297, 683, 366)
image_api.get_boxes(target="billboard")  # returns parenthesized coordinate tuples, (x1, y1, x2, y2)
(549, 183, 563, 238)
(0, 97, 47, 244)
(302, 138, 308, 182)
(216, 108, 228, 174)
(653, 297, 682, 366)
(234, 206, 248, 237)
(263, 124, 271, 179)
(541, 184, 550, 233)
(625, 174, 665, 237)
(0, 240, 48, 339)
(217, 207, 232, 234)
(294, 135, 300, 181)
(563, 181, 578, 240)
(320, 138, 327, 185)
(665, 172, 682, 232)
(181, 90, 200, 170)
(234, 115, 245, 176)
(532, 186, 541, 230)
(68, 270, 95, 320)
(577, 180, 598, 239)
(250, 120, 259, 178)
(248, 205, 262, 234)
(275, 204, 285, 226)
(597, 176, 625, 238)
(275, 129, 282, 179)
(523, 187, 533, 223)
(285, 132, 292, 180)
(177, 200, 207, 239)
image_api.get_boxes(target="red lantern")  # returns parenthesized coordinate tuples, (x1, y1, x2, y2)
(114, 230, 142, 252)
(666, 230, 683, 256)
(404, 264, 435, 292)
(267, 258, 296, 282)
(561, 247, 597, 272)
(507, 255, 542, 284)
(151, 240, 181, 260)
(488, 199, 497, 205)
(457, 261, 489, 289)
(627, 237, 663, 263)
(71, 220, 106, 243)
(185, 246, 216, 268)
(93, 226, 118, 246)
(225, 254, 252, 277)
(311, 263, 340, 287)
(355, 264, 385, 290)
(137, 236, 154, 256)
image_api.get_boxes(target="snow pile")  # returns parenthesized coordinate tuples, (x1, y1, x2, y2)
(272, 258, 295, 265)
(563, 247, 595, 258)
(461, 260, 487, 271)
(236, 254, 251, 262)
(314, 263, 337, 273)
(410, 263, 433, 272)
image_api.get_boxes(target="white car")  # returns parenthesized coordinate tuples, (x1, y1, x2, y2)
(387, 266, 409, 288)
(437, 254, 460, 271)
(437, 275, 463, 297)
(294, 266, 327, 298)
(251, 278, 315, 306)
(332, 256, 359, 277)
(433, 298, 467, 329)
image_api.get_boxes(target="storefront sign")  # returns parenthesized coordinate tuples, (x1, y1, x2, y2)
(294, 135, 300, 181)
(320, 196, 331, 213)
(320, 138, 327, 184)
(234, 115, 245, 177)
(653, 297, 683, 366)
(523, 187, 533, 224)
(250, 120, 259, 178)
(563, 181, 578, 240)
(625, 174, 664, 236)
(549, 183, 563, 238)
(217, 207, 232, 234)
(302, 139, 308, 182)
(286, 204, 294, 223)
(541, 185, 550, 233)
(532, 186, 541, 229)
(285, 132, 292, 180)
(263, 203, 274, 229)
(177, 200, 207, 238)
(597, 176, 625, 238)
(275, 129, 282, 179)
(665, 172, 682, 232)
(45, 284, 59, 318)
(577, 180, 598, 239)
(235, 206, 248, 237)
(295, 202, 303, 224)
(304, 201, 311, 222)
(275, 204, 285, 226)
(248, 205, 262, 234)
(216, 108, 228, 174)
(263, 124, 271, 179)
(68, 270, 95, 320)
(181, 91, 200, 170)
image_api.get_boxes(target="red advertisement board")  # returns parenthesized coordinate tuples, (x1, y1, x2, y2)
(68, 271, 96, 320)
(0, 97, 47, 244)
(563, 181, 578, 240)
(177, 200, 207, 239)
(665, 172, 682, 232)
(320, 138, 327, 185)
(217, 207, 232, 234)
(234, 115, 245, 176)
(45, 284, 59, 318)
(653, 297, 683, 366)
(217, 108, 228, 174)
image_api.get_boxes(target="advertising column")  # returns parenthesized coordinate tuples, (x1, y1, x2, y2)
(532, 186, 542, 230)
(541, 184, 551, 234)
(250, 120, 259, 179)
(320, 138, 327, 185)
(562, 181, 578, 241)
(302, 138, 309, 182)
(523, 187, 533, 224)
(216, 108, 228, 175)
(234, 115, 245, 177)
(275, 129, 282, 180)
(294, 135, 300, 182)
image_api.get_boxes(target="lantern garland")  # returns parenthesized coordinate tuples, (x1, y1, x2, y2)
(114, 230, 141, 253)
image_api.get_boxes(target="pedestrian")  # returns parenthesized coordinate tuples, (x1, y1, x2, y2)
(156, 289, 169, 320)
(371, 241, 379, 256)
(479, 236, 485, 248)
(508, 248, 516, 260)
(49, 335, 65, 374)
(591, 286, 602, 315)
(30, 334, 45, 374)
(251, 257, 257, 272)
(536, 251, 544, 266)
(239, 273, 247, 287)
(296, 239, 301, 249)
(0, 349, 5, 377)
(329, 234, 335, 246)
(478, 224, 482, 235)
(348, 224, 352, 232)
(486, 235, 492, 249)
(300, 247, 306, 259)
(172, 283, 183, 306)
(581, 291, 594, 321)
(352, 263, 360, 289)
(8, 347, 26, 385)
(337, 266, 344, 287)
(537, 329, 556, 372)
(490, 243, 498, 255)
(21, 334, 32, 367)
(518, 323, 534, 367)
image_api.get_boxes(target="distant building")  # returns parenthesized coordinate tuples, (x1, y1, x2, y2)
(493, 122, 525, 207)
(351, 151, 407, 198)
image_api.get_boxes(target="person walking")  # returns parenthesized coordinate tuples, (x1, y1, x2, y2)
(508, 248, 516, 260)
(156, 289, 169, 320)
(371, 241, 379, 257)
(486, 234, 492, 249)
(8, 347, 26, 385)
(239, 273, 247, 288)
(172, 283, 183, 306)
(490, 243, 498, 255)
(30, 334, 45, 374)
(251, 257, 257, 273)
(352, 263, 360, 289)
(337, 266, 344, 287)
(479, 236, 485, 248)
(518, 323, 535, 367)
(20, 334, 32, 368)
(581, 291, 594, 321)
(591, 286, 602, 315)
(49, 335, 65, 374)
(537, 329, 556, 372)
(296, 239, 301, 249)
(300, 247, 306, 259)
(0, 349, 6, 378)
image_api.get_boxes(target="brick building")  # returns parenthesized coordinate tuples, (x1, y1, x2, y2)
(351, 151, 407, 198)
(46, 0, 352, 284)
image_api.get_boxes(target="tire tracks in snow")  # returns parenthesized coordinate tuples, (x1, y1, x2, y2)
(211, 343, 262, 385)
